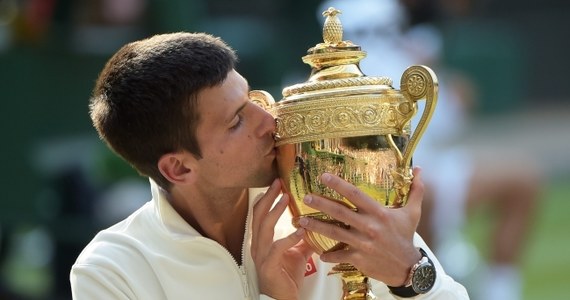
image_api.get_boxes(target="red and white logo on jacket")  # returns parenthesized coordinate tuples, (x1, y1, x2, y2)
(304, 257, 317, 276)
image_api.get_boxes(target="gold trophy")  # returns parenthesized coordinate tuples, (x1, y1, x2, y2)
(250, 7, 438, 300)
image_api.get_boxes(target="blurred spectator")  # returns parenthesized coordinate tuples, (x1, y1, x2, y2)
(70, 0, 148, 54)
(0, 225, 28, 300)
(317, 1, 543, 299)
(10, 0, 57, 45)
(30, 136, 149, 299)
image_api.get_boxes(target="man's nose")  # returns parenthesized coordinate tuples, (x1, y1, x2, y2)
(254, 104, 276, 137)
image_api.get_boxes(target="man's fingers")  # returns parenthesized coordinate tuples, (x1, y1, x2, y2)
(252, 179, 282, 235)
(266, 228, 311, 263)
(297, 215, 358, 247)
(257, 193, 290, 244)
(319, 173, 377, 212)
(252, 179, 283, 260)
(302, 193, 364, 229)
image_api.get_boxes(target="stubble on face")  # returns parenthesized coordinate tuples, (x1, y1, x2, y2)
(252, 158, 279, 188)
(193, 70, 280, 189)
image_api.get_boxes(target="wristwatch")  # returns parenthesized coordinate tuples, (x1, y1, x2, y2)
(388, 248, 437, 297)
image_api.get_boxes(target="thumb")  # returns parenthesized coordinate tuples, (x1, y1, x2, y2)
(404, 166, 424, 219)
(295, 238, 316, 261)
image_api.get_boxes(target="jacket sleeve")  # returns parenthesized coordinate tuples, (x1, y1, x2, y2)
(70, 264, 135, 300)
(371, 233, 470, 299)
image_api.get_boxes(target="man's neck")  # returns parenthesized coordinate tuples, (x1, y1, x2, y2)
(169, 186, 249, 264)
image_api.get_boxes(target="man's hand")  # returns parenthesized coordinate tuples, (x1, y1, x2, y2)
(251, 179, 314, 300)
(297, 167, 424, 287)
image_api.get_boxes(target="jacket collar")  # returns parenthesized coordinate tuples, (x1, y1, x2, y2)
(149, 178, 269, 238)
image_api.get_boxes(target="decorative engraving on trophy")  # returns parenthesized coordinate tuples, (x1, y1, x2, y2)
(406, 74, 426, 97)
(401, 66, 435, 102)
(274, 95, 415, 146)
(282, 77, 392, 97)
(361, 105, 380, 124)
(331, 107, 355, 128)
(305, 110, 327, 133)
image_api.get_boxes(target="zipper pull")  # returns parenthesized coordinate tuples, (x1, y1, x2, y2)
(240, 265, 250, 299)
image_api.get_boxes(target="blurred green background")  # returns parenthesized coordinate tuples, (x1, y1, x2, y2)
(0, 0, 568, 299)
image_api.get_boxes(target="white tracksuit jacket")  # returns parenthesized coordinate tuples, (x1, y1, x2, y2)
(70, 179, 469, 299)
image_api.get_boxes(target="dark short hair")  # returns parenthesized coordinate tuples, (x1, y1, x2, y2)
(89, 32, 237, 190)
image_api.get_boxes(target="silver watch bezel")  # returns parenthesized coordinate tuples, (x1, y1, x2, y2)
(411, 258, 436, 294)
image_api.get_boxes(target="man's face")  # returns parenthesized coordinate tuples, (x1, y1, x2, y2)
(192, 69, 278, 189)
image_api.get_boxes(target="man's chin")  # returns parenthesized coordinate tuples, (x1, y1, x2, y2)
(252, 168, 279, 188)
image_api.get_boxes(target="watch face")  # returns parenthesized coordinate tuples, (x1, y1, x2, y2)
(412, 263, 436, 293)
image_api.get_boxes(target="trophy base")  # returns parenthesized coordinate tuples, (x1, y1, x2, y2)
(329, 263, 375, 300)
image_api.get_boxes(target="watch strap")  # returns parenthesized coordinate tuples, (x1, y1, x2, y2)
(388, 248, 433, 298)
(388, 283, 420, 298)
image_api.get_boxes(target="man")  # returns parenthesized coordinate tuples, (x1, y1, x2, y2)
(70, 32, 468, 299)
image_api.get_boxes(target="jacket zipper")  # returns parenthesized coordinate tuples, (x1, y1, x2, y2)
(218, 203, 252, 300)
(240, 202, 252, 300)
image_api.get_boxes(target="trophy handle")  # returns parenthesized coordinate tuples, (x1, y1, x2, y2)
(249, 90, 276, 109)
(399, 65, 438, 168)
(387, 65, 438, 205)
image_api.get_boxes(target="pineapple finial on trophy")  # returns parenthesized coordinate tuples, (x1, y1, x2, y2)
(322, 7, 343, 44)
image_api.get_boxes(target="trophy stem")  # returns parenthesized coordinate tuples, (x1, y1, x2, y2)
(329, 263, 374, 300)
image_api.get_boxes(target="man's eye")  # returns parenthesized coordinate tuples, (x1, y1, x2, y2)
(230, 115, 243, 131)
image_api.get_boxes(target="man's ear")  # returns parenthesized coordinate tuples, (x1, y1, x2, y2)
(157, 152, 197, 185)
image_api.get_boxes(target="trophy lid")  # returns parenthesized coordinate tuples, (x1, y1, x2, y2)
(282, 7, 394, 101)
(272, 7, 413, 146)
(267, 7, 438, 200)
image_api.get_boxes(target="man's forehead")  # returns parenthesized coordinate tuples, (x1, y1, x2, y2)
(195, 71, 248, 125)
(231, 70, 248, 87)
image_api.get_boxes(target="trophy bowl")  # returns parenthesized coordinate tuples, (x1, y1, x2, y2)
(250, 7, 438, 299)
